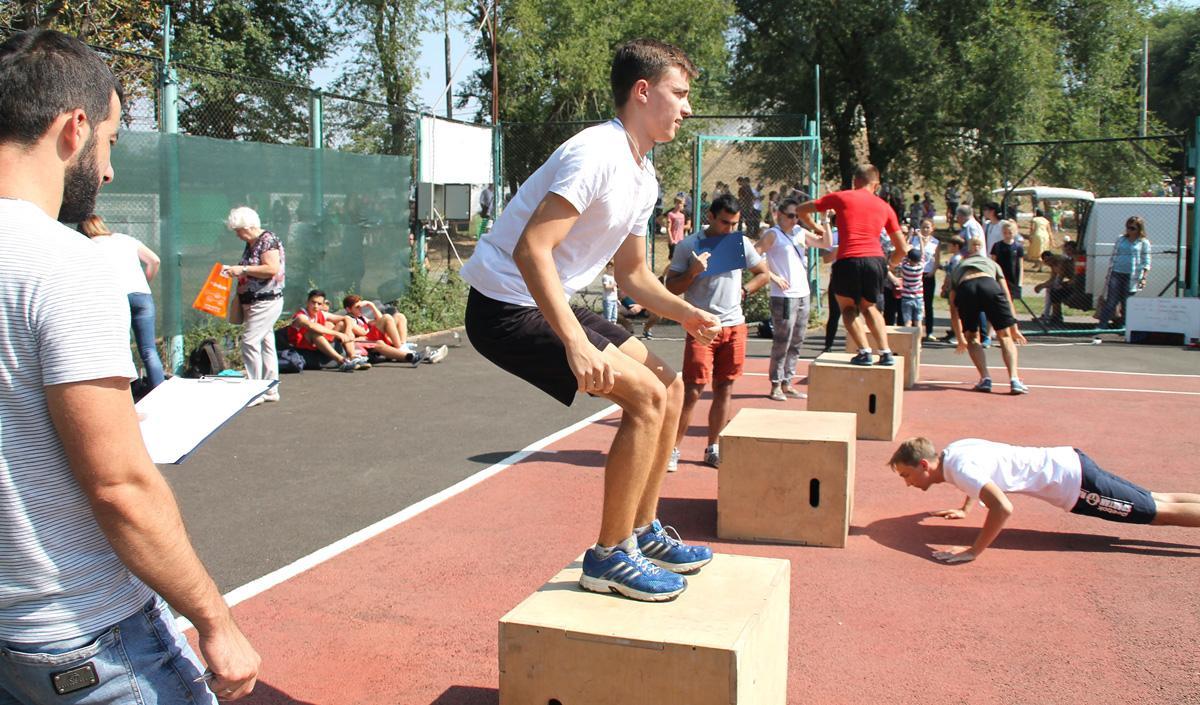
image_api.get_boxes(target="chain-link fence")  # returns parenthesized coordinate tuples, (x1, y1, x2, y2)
(996, 133, 1194, 336)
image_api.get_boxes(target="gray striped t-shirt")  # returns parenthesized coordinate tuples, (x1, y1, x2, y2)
(0, 198, 153, 643)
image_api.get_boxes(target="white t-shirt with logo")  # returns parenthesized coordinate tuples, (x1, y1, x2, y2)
(89, 232, 151, 295)
(0, 199, 152, 643)
(461, 119, 657, 306)
(761, 225, 811, 298)
(941, 439, 1083, 511)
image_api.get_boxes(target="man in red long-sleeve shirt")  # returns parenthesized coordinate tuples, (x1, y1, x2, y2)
(798, 164, 909, 366)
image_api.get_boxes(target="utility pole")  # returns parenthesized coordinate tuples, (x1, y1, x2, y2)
(444, 0, 453, 119)
(491, 0, 498, 125)
(1139, 35, 1148, 137)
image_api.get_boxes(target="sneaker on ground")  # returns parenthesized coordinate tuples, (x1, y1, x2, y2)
(579, 537, 686, 602)
(353, 356, 372, 370)
(637, 520, 713, 573)
(981, 336, 993, 348)
(768, 385, 786, 402)
(922, 334, 938, 343)
(850, 351, 873, 366)
(246, 395, 266, 408)
(1010, 379, 1029, 395)
(973, 378, 992, 393)
(666, 447, 680, 473)
(338, 359, 356, 372)
(642, 329, 654, 339)
(877, 351, 895, 366)
(703, 445, 720, 468)
(423, 344, 448, 364)
(782, 385, 807, 399)
(264, 389, 280, 402)
(408, 350, 424, 367)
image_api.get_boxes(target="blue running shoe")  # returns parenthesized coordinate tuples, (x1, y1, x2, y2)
(850, 351, 873, 366)
(637, 520, 714, 573)
(877, 351, 895, 366)
(580, 537, 686, 602)
(1010, 379, 1029, 395)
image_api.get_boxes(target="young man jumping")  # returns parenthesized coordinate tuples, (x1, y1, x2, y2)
(459, 39, 722, 602)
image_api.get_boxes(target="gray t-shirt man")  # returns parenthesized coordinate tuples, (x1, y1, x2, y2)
(668, 231, 763, 326)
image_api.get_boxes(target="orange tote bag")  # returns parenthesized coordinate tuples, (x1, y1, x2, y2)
(192, 263, 233, 318)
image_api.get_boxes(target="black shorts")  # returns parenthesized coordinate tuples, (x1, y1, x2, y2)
(465, 287, 633, 406)
(1069, 450, 1156, 524)
(830, 256, 887, 303)
(297, 348, 332, 370)
(954, 277, 1017, 332)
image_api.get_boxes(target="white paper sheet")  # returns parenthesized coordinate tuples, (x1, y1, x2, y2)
(136, 377, 276, 464)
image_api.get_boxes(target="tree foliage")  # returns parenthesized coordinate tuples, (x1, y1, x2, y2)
(1147, 5, 1200, 137)
(731, 0, 1165, 199)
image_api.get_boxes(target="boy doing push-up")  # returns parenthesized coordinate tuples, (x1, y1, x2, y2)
(888, 437, 1200, 564)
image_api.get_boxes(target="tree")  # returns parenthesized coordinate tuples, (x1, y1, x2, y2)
(1147, 5, 1200, 136)
(459, 0, 734, 194)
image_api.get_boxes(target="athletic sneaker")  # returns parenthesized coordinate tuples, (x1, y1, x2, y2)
(981, 336, 993, 348)
(408, 350, 425, 367)
(769, 384, 786, 402)
(973, 378, 992, 393)
(579, 537, 686, 602)
(666, 447, 680, 473)
(263, 389, 280, 403)
(850, 351, 873, 366)
(877, 351, 895, 366)
(338, 359, 356, 372)
(642, 329, 654, 339)
(637, 520, 713, 573)
(703, 444, 721, 468)
(423, 344, 448, 363)
(1010, 379, 1029, 395)
(352, 356, 372, 370)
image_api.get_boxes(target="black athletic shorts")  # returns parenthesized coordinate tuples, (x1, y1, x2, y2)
(1069, 450, 1156, 524)
(954, 276, 1017, 332)
(297, 348, 331, 370)
(465, 287, 633, 406)
(830, 256, 888, 303)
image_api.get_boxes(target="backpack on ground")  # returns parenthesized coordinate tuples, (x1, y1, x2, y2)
(277, 347, 305, 373)
(185, 338, 227, 378)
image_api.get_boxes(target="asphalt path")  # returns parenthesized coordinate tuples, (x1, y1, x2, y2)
(168, 320, 1198, 593)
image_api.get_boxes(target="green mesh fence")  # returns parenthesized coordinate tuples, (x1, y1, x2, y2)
(96, 131, 412, 367)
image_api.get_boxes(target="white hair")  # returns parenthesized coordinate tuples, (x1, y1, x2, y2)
(226, 206, 261, 231)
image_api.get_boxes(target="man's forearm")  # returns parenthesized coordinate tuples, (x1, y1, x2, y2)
(622, 266, 695, 321)
(744, 270, 771, 295)
(513, 242, 588, 348)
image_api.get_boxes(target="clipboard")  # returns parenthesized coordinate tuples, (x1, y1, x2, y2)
(136, 376, 277, 464)
(695, 232, 747, 278)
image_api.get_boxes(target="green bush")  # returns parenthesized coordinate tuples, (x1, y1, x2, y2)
(393, 268, 468, 334)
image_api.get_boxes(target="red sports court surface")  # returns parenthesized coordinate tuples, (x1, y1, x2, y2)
(215, 359, 1200, 705)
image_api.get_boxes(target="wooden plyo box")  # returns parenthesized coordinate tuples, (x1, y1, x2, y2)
(718, 408, 856, 548)
(499, 554, 790, 705)
(844, 325, 922, 389)
(808, 352, 904, 441)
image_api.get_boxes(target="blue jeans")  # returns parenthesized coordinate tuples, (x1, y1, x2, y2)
(898, 297, 923, 326)
(603, 300, 618, 323)
(0, 598, 216, 705)
(128, 293, 165, 390)
(1098, 272, 1131, 325)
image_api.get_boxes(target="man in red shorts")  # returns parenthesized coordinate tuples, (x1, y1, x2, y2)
(798, 164, 909, 365)
(666, 194, 782, 469)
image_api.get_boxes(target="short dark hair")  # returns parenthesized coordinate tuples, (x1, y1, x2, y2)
(776, 196, 800, 212)
(610, 39, 697, 109)
(853, 163, 879, 183)
(983, 201, 1000, 215)
(709, 193, 740, 216)
(307, 289, 327, 301)
(0, 29, 124, 146)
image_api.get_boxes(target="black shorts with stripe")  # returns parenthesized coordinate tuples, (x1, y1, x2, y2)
(1069, 450, 1157, 524)
(954, 277, 1017, 332)
(465, 287, 632, 406)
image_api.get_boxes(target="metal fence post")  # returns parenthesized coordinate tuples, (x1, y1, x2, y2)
(310, 90, 325, 227)
(159, 3, 184, 374)
(1189, 116, 1199, 298)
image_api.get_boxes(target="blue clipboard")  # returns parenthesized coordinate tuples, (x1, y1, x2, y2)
(695, 232, 747, 278)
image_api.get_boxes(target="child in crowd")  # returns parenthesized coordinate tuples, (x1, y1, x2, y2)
(896, 247, 925, 327)
(888, 437, 1200, 564)
(602, 261, 619, 324)
(287, 289, 365, 372)
(343, 294, 447, 366)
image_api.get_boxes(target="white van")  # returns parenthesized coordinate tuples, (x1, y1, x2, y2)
(997, 186, 1193, 303)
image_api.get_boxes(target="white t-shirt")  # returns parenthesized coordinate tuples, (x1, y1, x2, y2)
(602, 273, 618, 302)
(89, 232, 151, 295)
(761, 225, 811, 298)
(0, 199, 152, 642)
(941, 439, 1083, 511)
(460, 119, 657, 306)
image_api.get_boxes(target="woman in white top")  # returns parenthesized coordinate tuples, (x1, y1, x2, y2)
(79, 215, 165, 390)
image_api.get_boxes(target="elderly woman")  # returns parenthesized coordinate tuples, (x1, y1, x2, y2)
(1097, 216, 1152, 328)
(222, 206, 285, 402)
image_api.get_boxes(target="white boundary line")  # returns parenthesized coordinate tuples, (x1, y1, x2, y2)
(175, 404, 620, 632)
(922, 363, 1200, 379)
(921, 380, 1200, 396)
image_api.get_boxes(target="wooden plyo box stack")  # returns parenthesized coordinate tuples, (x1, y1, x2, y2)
(807, 352, 904, 441)
(718, 408, 857, 548)
(844, 325, 922, 389)
(499, 554, 790, 705)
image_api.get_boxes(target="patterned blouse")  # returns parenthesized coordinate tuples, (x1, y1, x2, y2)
(237, 230, 286, 296)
